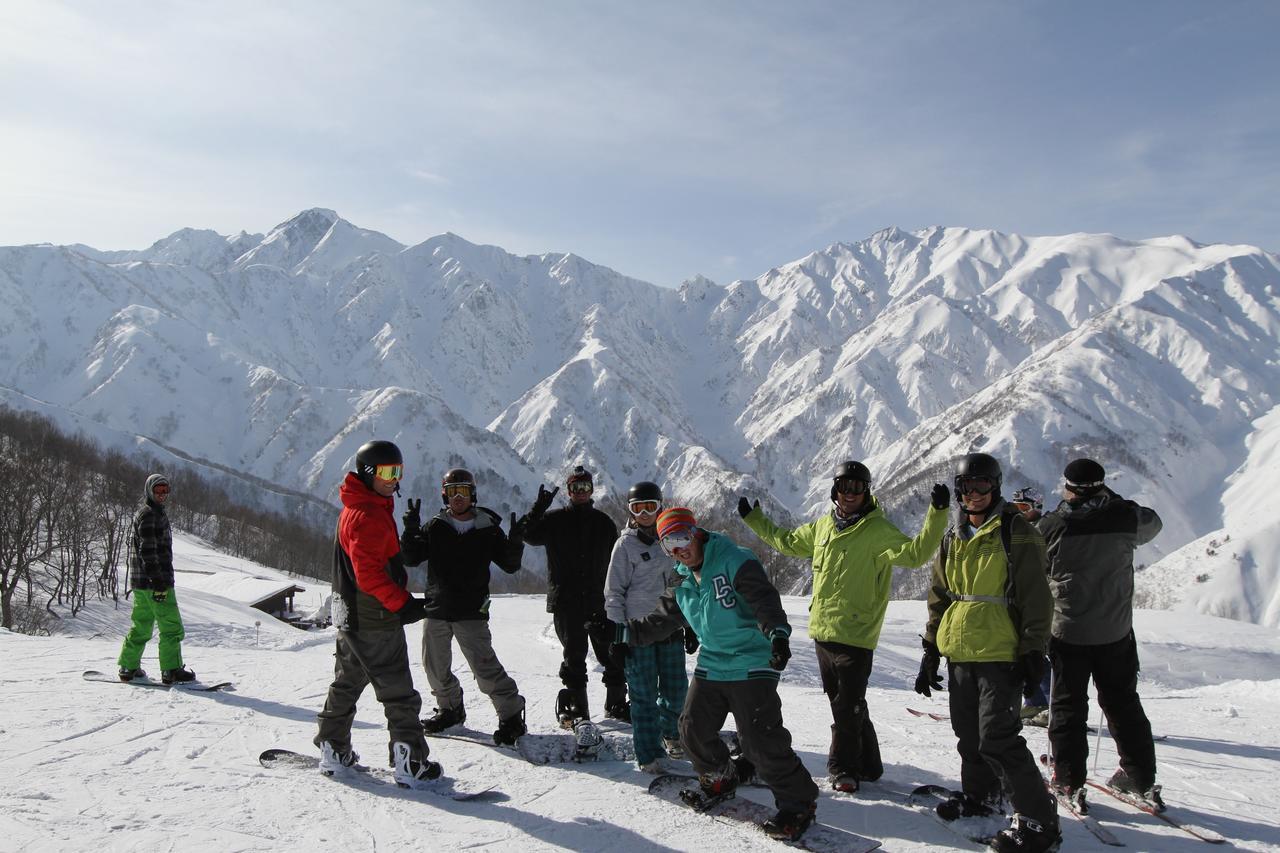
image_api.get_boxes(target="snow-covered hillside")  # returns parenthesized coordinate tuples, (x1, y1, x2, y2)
(4, 535, 1277, 851)
(2, 211, 1278, 618)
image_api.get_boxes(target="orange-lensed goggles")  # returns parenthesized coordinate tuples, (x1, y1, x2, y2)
(628, 500, 660, 515)
(375, 463, 403, 481)
(443, 482, 475, 498)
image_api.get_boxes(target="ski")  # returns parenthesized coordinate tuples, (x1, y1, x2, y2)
(648, 774, 881, 852)
(1084, 780, 1226, 844)
(83, 670, 232, 692)
(257, 748, 499, 801)
(905, 707, 948, 721)
(907, 784, 1007, 846)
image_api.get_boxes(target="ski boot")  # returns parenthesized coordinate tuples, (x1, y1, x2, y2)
(556, 687, 588, 729)
(421, 706, 466, 734)
(317, 741, 361, 776)
(989, 813, 1062, 853)
(391, 741, 442, 788)
(1050, 770, 1088, 813)
(1106, 767, 1165, 811)
(762, 801, 817, 842)
(494, 707, 527, 746)
(604, 683, 630, 723)
(161, 666, 196, 684)
(118, 667, 147, 682)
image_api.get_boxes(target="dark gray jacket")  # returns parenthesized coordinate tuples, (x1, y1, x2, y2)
(1037, 487, 1162, 645)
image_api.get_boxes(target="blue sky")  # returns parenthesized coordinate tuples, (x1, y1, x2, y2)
(2, 0, 1277, 287)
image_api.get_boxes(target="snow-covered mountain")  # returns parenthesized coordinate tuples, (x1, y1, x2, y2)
(2, 210, 1277, 621)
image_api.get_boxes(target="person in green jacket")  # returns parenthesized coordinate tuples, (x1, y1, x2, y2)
(627, 507, 820, 843)
(915, 452, 1059, 853)
(737, 460, 950, 793)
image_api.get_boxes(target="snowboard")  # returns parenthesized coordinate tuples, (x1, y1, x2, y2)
(83, 670, 232, 692)
(648, 774, 881, 851)
(428, 722, 637, 764)
(257, 748, 499, 801)
(907, 783, 1008, 845)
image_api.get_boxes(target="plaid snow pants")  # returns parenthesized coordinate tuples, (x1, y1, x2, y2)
(625, 634, 688, 764)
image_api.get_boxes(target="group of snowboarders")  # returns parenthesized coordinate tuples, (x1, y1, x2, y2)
(117, 439, 1162, 850)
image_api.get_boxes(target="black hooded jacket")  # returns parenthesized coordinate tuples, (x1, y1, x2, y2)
(401, 507, 523, 621)
(522, 501, 619, 614)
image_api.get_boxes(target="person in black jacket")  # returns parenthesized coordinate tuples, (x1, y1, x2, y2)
(117, 474, 195, 685)
(401, 467, 528, 745)
(1039, 458, 1163, 802)
(520, 465, 625, 724)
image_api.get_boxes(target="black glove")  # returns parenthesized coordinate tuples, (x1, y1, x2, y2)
(930, 483, 950, 510)
(397, 596, 428, 626)
(683, 629, 699, 656)
(1018, 652, 1048, 699)
(531, 484, 558, 516)
(737, 496, 757, 519)
(402, 498, 423, 534)
(768, 634, 791, 671)
(152, 587, 169, 603)
(914, 637, 943, 696)
(584, 611, 607, 631)
(508, 512, 527, 542)
(610, 640, 631, 661)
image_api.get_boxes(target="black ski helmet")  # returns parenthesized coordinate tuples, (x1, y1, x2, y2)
(355, 440, 403, 488)
(954, 452, 1002, 499)
(441, 468, 477, 506)
(830, 460, 872, 503)
(627, 481, 662, 503)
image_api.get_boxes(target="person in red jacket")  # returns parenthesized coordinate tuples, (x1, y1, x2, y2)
(315, 440, 439, 788)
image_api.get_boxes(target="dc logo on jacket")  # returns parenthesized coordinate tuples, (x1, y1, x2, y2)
(713, 575, 737, 609)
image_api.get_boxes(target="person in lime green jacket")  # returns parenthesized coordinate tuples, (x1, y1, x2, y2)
(737, 460, 950, 793)
(914, 452, 1058, 853)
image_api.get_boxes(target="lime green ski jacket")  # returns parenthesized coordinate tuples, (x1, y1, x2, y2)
(744, 499, 947, 650)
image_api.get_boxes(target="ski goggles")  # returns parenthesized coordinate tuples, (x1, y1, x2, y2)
(659, 529, 696, 556)
(374, 464, 403, 481)
(1012, 500, 1040, 513)
(567, 480, 594, 495)
(443, 482, 474, 498)
(956, 476, 996, 496)
(628, 500, 660, 515)
(833, 477, 868, 495)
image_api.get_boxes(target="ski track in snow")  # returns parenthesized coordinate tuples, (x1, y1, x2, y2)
(3, 535, 1279, 852)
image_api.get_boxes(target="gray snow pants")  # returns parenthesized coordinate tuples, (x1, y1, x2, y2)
(422, 617, 524, 719)
(680, 676, 820, 812)
(948, 660, 1056, 826)
(315, 627, 430, 764)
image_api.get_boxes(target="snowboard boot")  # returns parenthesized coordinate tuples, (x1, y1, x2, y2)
(989, 813, 1062, 853)
(762, 801, 817, 842)
(604, 683, 630, 723)
(161, 666, 196, 684)
(494, 707, 527, 746)
(732, 755, 758, 785)
(572, 719, 604, 758)
(421, 706, 466, 734)
(639, 755, 680, 775)
(391, 741, 442, 789)
(317, 741, 360, 777)
(831, 774, 859, 794)
(936, 789, 1003, 821)
(681, 764, 738, 811)
(662, 734, 685, 759)
(556, 688, 588, 728)
(118, 667, 147, 682)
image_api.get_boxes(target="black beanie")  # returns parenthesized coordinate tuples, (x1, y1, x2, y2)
(1064, 458, 1105, 492)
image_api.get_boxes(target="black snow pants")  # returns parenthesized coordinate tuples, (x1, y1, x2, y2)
(814, 640, 883, 780)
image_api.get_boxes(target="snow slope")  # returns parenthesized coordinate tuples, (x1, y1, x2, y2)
(2, 535, 1277, 852)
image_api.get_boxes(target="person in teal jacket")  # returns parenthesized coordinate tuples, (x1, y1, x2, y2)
(738, 460, 950, 792)
(628, 507, 820, 843)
